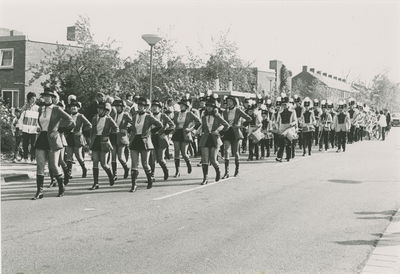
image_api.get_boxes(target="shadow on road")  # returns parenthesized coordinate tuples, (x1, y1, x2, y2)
(328, 179, 362, 184)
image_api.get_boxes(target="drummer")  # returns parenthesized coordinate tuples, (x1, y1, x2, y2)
(243, 101, 261, 161)
(275, 94, 297, 162)
(300, 97, 316, 156)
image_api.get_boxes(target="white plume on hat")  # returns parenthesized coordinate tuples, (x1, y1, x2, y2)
(68, 94, 77, 105)
(302, 97, 313, 108)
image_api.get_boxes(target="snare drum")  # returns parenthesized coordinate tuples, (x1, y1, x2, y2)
(302, 125, 314, 132)
(248, 130, 265, 144)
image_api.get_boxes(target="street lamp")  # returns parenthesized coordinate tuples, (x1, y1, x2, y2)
(142, 34, 162, 102)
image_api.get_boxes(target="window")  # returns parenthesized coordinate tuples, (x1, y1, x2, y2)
(0, 48, 14, 68)
(2, 90, 19, 108)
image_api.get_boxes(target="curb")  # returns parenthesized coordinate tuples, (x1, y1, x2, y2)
(2, 172, 36, 183)
(360, 209, 400, 274)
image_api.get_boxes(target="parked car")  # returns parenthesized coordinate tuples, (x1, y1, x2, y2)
(391, 113, 400, 127)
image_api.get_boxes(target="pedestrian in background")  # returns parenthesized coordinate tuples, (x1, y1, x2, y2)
(11, 109, 23, 162)
(378, 110, 387, 141)
(19, 92, 39, 164)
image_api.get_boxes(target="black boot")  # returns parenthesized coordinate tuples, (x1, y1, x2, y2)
(122, 162, 129, 179)
(67, 160, 73, 179)
(130, 170, 138, 192)
(111, 161, 117, 181)
(105, 168, 115, 186)
(234, 159, 239, 177)
(150, 162, 155, 179)
(79, 161, 87, 178)
(160, 162, 169, 181)
(90, 167, 99, 190)
(214, 164, 221, 182)
(174, 159, 180, 177)
(63, 166, 70, 186)
(32, 175, 44, 200)
(184, 158, 192, 174)
(55, 175, 65, 197)
(201, 164, 208, 185)
(222, 159, 229, 179)
(146, 170, 154, 189)
(48, 170, 56, 187)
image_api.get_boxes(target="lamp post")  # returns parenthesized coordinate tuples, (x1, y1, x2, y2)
(142, 34, 162, 102)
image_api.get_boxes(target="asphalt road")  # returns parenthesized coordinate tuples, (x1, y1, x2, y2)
(2, 128, 400, 274)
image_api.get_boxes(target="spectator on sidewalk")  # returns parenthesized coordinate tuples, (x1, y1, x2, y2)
(18, 92, 39, 164)
(378, 110, 387, 141)
(11, 109, 23, 162)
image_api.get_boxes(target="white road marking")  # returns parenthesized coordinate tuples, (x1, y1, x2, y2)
(153, 177, 234, 201)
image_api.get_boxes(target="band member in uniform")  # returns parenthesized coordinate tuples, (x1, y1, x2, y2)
(293, 95, 304, 149)
(199, 96, 229, 185)
(221, 95, 251, 178)
(241, 98, 250, 153)
(313, 99, 321, 146)
(318, 100, 333, 151)
(328, 102, 337, 148)
(300, 97, 316, 156)
(171, 96, 201, 178)
(333, 101, 350, 152)
(65, 97, 92, 181)
(128, 98, 162, 191)
(260, 109, 273, 159)
(276, 94, 297, 162)
(347, 98, 358, 143)
(89, 102, 119, 190)
(110, 99, 131, 180)
(149, 99, 175, 181)
(271, 97, 282, 154)
(244, 102, 261, 161)
(356, 104, 366, 141)
(32, 87, 75, 200)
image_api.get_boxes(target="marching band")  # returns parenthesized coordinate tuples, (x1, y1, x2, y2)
(28, 87, 387, 200)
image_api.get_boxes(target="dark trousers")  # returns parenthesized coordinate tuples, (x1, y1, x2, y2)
(14, 134, 22, 158)
(22, 132, 36, 160)
(359, 126, 364, 141)
(330, 130, 336, 148)
(260, 139, 270, 157)
(248, 140, 259, 160)
(277, 136, 291, 160)
(314, 127, 319, 145)
(319, 130, 330, 150)
(273, 133, 279, 153)
(242, 130, 248, 152)
(337, 131, 347, 150)
(302, 132, 313, 155)
(381, 127, 386, 140)
(349, 125, 355, 143)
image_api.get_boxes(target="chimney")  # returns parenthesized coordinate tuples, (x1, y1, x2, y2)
(317, 71, 321, 75)
(323, 73, 327, 77)
(302, 65, 308, 72)
(310, 68, 315, 73)
(333, 76, 337, 80)
(214, 77, 220, 91)
(228, 78, 233, 92)
(328, 75, 332, 78)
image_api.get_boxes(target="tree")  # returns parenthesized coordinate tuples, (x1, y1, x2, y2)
(28, 15, 126, 109)
(370, 71, 400, 111)
(279, 64, 291, 94)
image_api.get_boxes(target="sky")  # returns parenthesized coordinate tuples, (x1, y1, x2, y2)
(1, 0, 399, 85)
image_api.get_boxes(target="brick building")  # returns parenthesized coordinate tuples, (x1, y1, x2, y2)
(0, 28, 80, 108)
(292, 65, 358, 104)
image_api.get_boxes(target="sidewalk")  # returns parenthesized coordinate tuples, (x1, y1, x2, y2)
(0, 159, 93, 183)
